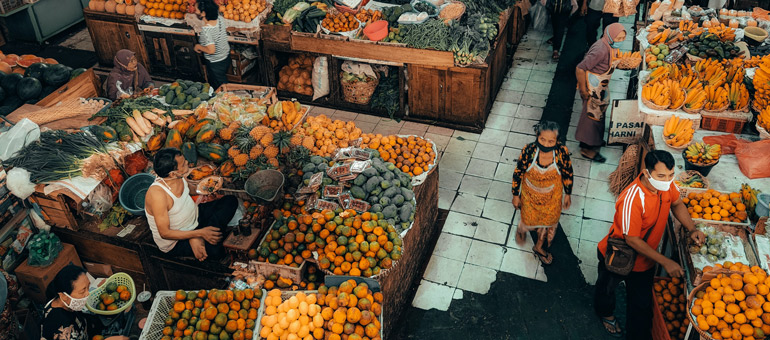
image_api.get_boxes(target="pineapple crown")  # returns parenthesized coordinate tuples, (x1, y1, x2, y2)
(273, 130, 293, 150)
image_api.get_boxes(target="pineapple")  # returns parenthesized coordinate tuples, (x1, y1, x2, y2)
(273, 131, 293, 154)
(227, 146, 240, 158)
(218, 127, 234, 141)
(249, 145, 263, 159)
(267, 157, 279, 168)
(249, 125, 271, 141)
(302, 136, 315, 150)
(233, 154, 249, 167)
(290, 132, 304, 147)
(233, 125, 257, 153)
(264, 145, 279, 159)
(260, 132, 274, 147)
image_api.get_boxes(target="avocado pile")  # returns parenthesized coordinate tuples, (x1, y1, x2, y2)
(350, 155, 415, 232)
(687, 33, 742, 60)
(158, 79, 211, 110)
(382, 3, 414, 24)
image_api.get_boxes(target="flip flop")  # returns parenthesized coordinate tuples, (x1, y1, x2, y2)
(552, 51, 560, 61)
(533, 247, 553, 265)
(600, 317, 623, 338)
(581, 152, 606, 163)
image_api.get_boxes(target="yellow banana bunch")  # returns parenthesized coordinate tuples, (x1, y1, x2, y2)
(741, 183, 760, 212)
(685, 142, 721, 164)
(726, 82, 749, 110)
(663, 116, 693, 147)
(759, 106, 770, 131)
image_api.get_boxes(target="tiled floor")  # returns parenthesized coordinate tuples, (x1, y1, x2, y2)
(298, 19, 637, 313)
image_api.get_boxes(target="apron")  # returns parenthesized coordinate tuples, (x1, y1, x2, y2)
(584, 56, 619, 121)
(520, 149, 563, 232)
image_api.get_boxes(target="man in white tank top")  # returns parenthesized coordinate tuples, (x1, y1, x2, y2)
(145, 149, 237, 261)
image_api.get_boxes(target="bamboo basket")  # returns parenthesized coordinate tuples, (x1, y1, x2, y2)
(756, 122, 770, 140)
(616, 57, 642, 70)
(701, 102, 729, 114)
(643, 97, 671, 111)
(682, 105, 703, 115)
(340, 72, 379, 105)
(664, 137, 691, 150)
(729, 101, 750, 113)
(675, 170, 710, 191)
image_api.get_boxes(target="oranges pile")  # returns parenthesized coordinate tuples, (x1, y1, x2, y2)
(691, 262, 770, 340)
(684, 189, 748, 223)
(95, 282, 131, 311)
(321, 12, 359, 33)
(161, 288, 262, 340)
(295, 115, 363, 157)
(654, 277, 689, 339)
(359, 134, 436, 177)
(219, 0, 268, 23)
(259, 289, 325, 340)
(140, 0, 187, 19)
(315, 279, 383, 340)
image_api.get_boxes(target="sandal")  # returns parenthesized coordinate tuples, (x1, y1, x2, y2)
(552, 51, 560, 61)
(581, 151, 606, 163)
(533, 247, 553, 265)
(600, 317, 623, 338)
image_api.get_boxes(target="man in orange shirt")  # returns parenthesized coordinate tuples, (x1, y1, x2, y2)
(594, 150, 705, 338)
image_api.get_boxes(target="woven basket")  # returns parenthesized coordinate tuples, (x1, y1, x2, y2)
(686, 282, 716, 340)
(608, 144, 640, 197)
(664, 137, 690, 150)
(682, 105, 702, 115)
(643, 96, 670, 111)
(439, 1, 465, 23)
(757, 122, 770, 140)
(616, 57, 642, 70)
(676, 170, 710, 190)
(86, 273, 136, 316)
(668, 98, 685, 111)
(340, 72, 379, 105)
(702, 102, 729, 114)
(729, 101, 750, 113)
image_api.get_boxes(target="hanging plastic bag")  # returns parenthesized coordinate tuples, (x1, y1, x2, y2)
(312, 56, 330, 101)
(735, 140, 770, 179)
(0, 118, 40, 161)
(702, 134, 749, 154)
(531, 1, 548, 31)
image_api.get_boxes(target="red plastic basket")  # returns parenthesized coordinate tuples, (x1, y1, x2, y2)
(700, 112, 751, 134)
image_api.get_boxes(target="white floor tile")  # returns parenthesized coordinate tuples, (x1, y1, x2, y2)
(571, 158, 591, 178)
(506, 131, 533, 149)
(472, 143, 503, 162)
(567, 236, 579, 254)
(465, 158, 498, 179)
(355, 114, 381, 124)
(564, 195, 586, 217)
(453, 289, 463, 300)
(479, 126, 511, 146)
(510, 118, 539, 135)
(519, 93, 548, 108)
(494, 163, 516, 182)
(497, 90, 523, 104)
(529, 70, 555, 83)
(580, 220, 612, 244)
(500, 147, 521, 164)
(423, 255, 465, 287)
(424, 133, 452, 152)
(446, 138, 478, 157)
(580, 264, 598, 285)
(602, 147, 623, 166)
(458, 175, 492, 197)
(466, 239, 506, 270)
(566, 125, 579, 142)
(427, 125, 455, 136)
(583, 198, 616, 223)
(500, 247, 541, 280)
(559, 213, 583, 239)
(502, 78, 527, 92)
(586, 179, 615, 202)
(572, 176, 588, 197)
(439, 169, 464, 191)
(457, 263, 498, 294)
(510, 68, 532, 80)
(439, 153, 470, 173)
(535, 266, 548, 282)
(482, 198, 515, 223)
(452, 130, 480, 141)
(438, 188, 457, 210)
(432, 232, 473, 262)
(411, 280, 455, 311)
(333, 110, 358, 121)
(487, 181, 514, 202)
(589, 162, 616, 181)
(443, 211, 481, 238)
(490, 101, 519, 117)
(516, 105, 544, 120)
(451, 192, 486, 216)
(576, 239, 599, 266)
(473, 217, 510, 245)
(524, 81, 551, 95)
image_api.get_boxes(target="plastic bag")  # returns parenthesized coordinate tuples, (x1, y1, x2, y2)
(702, 134, 749, 154)
(651, 0, 671, 20)
(531, 2, 548, 31)
(0, 118, 40, 161)
(735, 140, 770, 179)
(312, 56, 330, 101)
(27, 230, 63, 267)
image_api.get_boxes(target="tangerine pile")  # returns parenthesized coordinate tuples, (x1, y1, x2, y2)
(654, 277, 689, 339)
(295, 115, 363, 157)
(139, 0, 187, 19)
(315, 280, 382, 340)
(359, 134, 436, 177)
(219, 0, 267, 23)
(684, 189, 748, 222)
(691, 262, 770, 340)
(95, 282, 131, 311)
(277, 54, 314, 96)
(160, 289, 262, 340)
(259, 289, 324, 340)
(321, 12, 359, 33)
(256, 203, 318, 267)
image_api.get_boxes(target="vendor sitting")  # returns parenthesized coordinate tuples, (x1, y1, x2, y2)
(104, 49, 154, 100)
(144, 148, 237, 261)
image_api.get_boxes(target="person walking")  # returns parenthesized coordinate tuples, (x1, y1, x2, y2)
(594, 150, 705, 338)
(512, 121, 574, 265)
(582, 0, 620, 47)
(194, 0, 230, 90)
(545, 0, 578, 60)
(575, 23, 625, 163)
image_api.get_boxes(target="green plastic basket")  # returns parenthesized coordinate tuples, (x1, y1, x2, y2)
(86, 273, 136, 315)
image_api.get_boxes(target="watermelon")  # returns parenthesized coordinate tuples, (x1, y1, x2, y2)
(40, 85, 56, 99)
(70, 68, 87, 79)
(24, 63, 48, 80)
(17, 77, 42, 101)
(0, 87, 6, 103)
(43, 64, 70, 87)
(17, 57, 43, 68)
(0, 96, 23, 113)
(1, 73, 23, 93)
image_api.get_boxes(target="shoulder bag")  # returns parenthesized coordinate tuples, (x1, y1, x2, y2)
(604, 196, 661, 275)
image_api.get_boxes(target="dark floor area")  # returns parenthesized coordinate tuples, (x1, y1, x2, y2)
(1, 22, 97, 70)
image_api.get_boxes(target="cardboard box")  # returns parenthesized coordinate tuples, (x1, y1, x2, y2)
(84, 261, 114, 277)
(227, 49, 257, 77)
(14, 243, 82, 303)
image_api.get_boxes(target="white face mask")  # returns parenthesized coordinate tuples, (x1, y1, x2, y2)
(646, 170, 673, 192)
(62, 292, 89, 312)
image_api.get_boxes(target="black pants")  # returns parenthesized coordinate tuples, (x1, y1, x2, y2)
(594, 251, 655, 340)
(550, 9, 571, 52)
(585, 9, 619, 47)
(205, 58, 229, 91)
(167, 195, 238, 260)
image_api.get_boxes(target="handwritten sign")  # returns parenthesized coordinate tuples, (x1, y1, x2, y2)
(608, 99, 645, 145)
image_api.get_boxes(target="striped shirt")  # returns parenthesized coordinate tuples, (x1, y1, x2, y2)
(199, 16, 230, 63)
(597, 175, 680, 272)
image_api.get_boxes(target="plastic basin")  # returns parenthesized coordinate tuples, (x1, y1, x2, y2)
(245, 170, 285, 203)
(364, 20, 388, 41)
(757, 193, 770, 218)
(119, 173, 155, 215)
(744, 27, 768, 46)
(682, 151, 719, 176)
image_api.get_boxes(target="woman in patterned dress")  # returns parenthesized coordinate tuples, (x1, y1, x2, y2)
(512, 121, 574, 265)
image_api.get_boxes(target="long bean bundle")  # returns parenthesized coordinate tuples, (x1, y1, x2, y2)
(4, 131, 119, 183)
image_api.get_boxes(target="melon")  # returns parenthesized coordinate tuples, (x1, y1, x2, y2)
(43, 64, 70, 87)
(134, 3, 144, 15)
(125, 3, 135, 15)
(17, 77, 42, 101)
(24, 63, 48, 80)
(2, 57, 18, 67)
(116, 3, 126, 14)
(44, 58, 58, 64)
(0, 62, 11, 74)
(92, 0, 106, 11)
(40, 85, 56, 98)
(1, 73, 23, 94)
(12, 68, 24, 75)
(105, 0, 117, 12)
(17, 57, 43, 68)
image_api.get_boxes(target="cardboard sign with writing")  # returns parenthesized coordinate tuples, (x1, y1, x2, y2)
(608, 99, 645, 145)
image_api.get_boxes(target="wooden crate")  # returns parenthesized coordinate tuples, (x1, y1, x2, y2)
(29, 192, 78, 230)
(260, 23, 291, 44)
(36, 68, 102, 107)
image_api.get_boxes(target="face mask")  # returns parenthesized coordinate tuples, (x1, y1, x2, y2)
(646, 170, 673, 192)
(536, 140, 556, 153)
(62, 292, 88, 312)
(610, 41, 622, 49)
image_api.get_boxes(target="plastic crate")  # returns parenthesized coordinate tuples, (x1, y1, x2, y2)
(700, 112, 751, 134)
(0, 0, 22, 14)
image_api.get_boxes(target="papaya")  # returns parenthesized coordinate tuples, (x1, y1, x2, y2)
(219, 160, 235, 177)
(181, 142, 198, 165)
(197, 143, 227, 163)
(186, 119, 212, 139)
(195, 123, 216, 143)
(165, 129, 183, 149)
(146, 131, 166, 152)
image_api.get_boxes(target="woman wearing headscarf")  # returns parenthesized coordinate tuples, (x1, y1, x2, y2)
(574, 23, 626, 163)
(104, 49, 154, 100)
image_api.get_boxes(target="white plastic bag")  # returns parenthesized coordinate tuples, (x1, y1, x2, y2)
(0, 118, 40, 161)
(531, 2, 548, 31)
(312, 56, 330, 101)
(651, 0, 671, 20)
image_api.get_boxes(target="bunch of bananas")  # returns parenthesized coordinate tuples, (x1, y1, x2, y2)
(741, 183, 760, 214)
(685, 142, 721, 165)
(675, 175, 705, 188)
(310, 1, 328, 11)
(704, 84, 728, 111)
(663, 116, 694, 147)
(758, 106, 770, 132)
(726, 81, 749, 110)
(752, 55, 770, 109)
